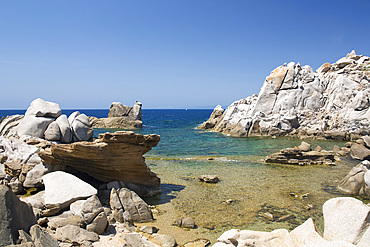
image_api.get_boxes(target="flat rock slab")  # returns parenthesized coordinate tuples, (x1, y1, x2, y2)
(42, 171, 97, 210)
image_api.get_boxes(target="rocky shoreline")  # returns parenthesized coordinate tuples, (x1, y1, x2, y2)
(2, 78, 370, 246)
(199, 51, 370, 141)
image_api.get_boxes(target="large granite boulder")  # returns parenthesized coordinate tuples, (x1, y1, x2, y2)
(38, 131, 161, 197)
(24, 98, 61, 118)
(55, 114, 72, 143)
(0, 185, 37, 246)
(17, 115, 54, 139)
(199, 51, 370, 140)
(68, 111, 93, 142)
(323, 197, 370, 245)
(42, 171, 97, 210)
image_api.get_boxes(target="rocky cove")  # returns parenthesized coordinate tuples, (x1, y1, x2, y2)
(1, 51, 370, 246)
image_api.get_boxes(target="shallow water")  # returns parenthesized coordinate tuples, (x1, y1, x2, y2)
(0, 109, 362, 244)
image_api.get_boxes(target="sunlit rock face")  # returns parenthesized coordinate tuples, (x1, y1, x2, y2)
(199, 50, 370, 140)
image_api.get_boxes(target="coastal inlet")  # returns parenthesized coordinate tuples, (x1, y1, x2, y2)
(94, 109, 358, 243)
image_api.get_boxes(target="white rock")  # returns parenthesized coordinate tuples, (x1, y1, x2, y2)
(323, 197, 370, 244)
(364, 170, 370, 187)
(0, 164, 5, 179)
(25, 98, 61, 118)
(0, 114, 24, 137)
(70, 113, 93, 141)
(217, 229, 240, 245)
(23, 163, 51, 188)
(42, 171, 97, 210)
(289, 218, 325, 246)
(17, 115, 54, 138)
(56, 114, 72, 143)
(44, 121, 61, 141)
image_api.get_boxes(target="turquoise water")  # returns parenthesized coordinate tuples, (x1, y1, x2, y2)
(0, 109, 359, 243)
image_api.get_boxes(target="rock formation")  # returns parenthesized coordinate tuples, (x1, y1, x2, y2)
(0, 98, 93, 143)
(89, 101, 143, 129)
(199, 50, 370, 140)
(38, 131, 161, 197)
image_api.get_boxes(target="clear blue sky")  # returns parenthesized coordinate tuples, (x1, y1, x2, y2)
(1, 0, 369, 109)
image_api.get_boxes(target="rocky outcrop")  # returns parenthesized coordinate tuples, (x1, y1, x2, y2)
(1, 98, 93, 143)
(199, 51, 370, 140)
(89, 101, 143, 129)
(265, 142, 336, 166)
(213, 197, 370, 247)
(38, 131, 161, 197)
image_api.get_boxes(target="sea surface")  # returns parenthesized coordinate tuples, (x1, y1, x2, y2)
(0, 109, 361, 243)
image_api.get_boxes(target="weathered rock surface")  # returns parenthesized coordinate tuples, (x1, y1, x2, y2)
(42, 171, 97, 210)
(125, 233, 160, 247)
(39, 131, 161, 197)
(323, 197, 370, 244)
(90, 101, 143, 129)
(0, 115, 24, 137)
(29, 224, 59, 247)
(199, 51, 370, 140)
(0, 185, 37, 246)
(338, 160, 370, 195)
(110, 187, 153, 223)
(265, 142, 335, 166)
(55, 225, 99, 244)
(70, 195, 104, 224)
(25, 98, 61, 118)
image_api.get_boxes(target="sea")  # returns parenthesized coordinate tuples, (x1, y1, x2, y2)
(0, 109, 362, 243)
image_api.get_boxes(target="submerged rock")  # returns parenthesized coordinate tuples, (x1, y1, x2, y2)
(265, 143, 335, 166)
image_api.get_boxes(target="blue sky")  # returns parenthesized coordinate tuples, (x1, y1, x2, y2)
(1, 0, 369, 109)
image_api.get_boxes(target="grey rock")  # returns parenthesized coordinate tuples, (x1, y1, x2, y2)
(0, 185, 37, 246)
(18, 230, 34, 245)
(29, 224, 59, 247)
(47, 215, 86, 230)
(55, 225, 99, 243)
(140, 226, 159, 234)
(44, 121, 60, 141)
(108, 102, 131, 118)
(17, 115, 54, 139)
(70, 195, 104, 224)
(55, 115, 72, 143)
(25, 98, 61, 118)
(0, 164, 5, 179)
(118, 188, 153, 223)
(350, 143, 370, 160)
(23, 163, 51, 188)
(86, 211, 107, 235)
(297, 141, 311, 152)
(70, 113, 93, 142)
(181, 217, 195, 229)
(153, 234, 177, 247)
(125, 233, 160, 247)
